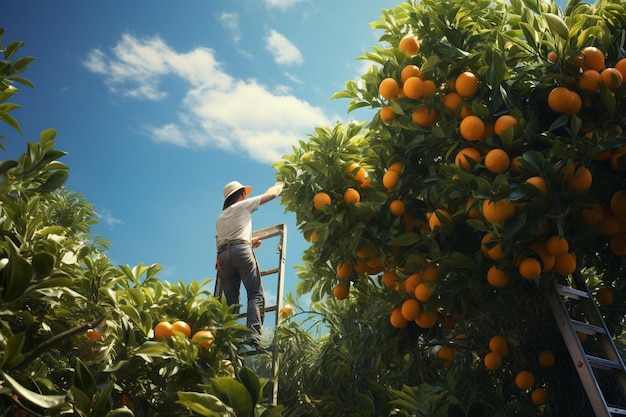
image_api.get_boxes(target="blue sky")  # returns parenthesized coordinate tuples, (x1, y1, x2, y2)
(2, 1, 400, 321)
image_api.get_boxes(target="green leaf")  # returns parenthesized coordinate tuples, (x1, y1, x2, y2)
(0, 333, 25, 369)
(105, 408, 135, 417)
(210, 377, 253, 417)
(1, 251, 33, 301)
(133, 341, 172, 356)
(176, 391, 232, 416)
(37, 170, 68, 192)
(1, 371, 66, 409)
(0, 159, 17, 175)
(543, 13, 569, 39)
(237, 367, 262, 405)
(32, 252, 55, 280)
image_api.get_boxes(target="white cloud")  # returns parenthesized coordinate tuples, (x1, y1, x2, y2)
(265, 0, 307, 11)
(265, 29, 303, 66)
(83, 34, 331, 164)
(218, 12, 242, 42)
(98, 208, 123, 227)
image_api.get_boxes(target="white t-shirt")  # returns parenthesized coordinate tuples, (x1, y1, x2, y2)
(216, 195, 262, 248)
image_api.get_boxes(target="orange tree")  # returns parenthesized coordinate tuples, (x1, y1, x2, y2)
(0, 30, 281, 416)
(274, 0, 626, 415)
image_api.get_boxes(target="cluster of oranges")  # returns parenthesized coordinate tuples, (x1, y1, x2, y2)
(154, 320, 213, 349)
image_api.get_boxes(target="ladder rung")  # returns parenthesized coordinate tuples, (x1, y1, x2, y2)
(237, 304, 278, 319)
(608, 406, 626, 415)
(556, 284, 590, 299)
(261, 268, 280, 276)
(571, 320, 606, 335)
(587, 355, 624, 371)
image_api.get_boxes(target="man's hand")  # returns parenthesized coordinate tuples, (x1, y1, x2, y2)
(252, 237, 262, 248)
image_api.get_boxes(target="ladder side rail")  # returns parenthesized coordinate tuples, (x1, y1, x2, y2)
(571, 270, 626, 397)
(545, 285, 614, 417)
(271, 223, 286, 406)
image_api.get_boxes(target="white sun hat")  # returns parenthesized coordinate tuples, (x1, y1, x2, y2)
(222, 181, 252, 200)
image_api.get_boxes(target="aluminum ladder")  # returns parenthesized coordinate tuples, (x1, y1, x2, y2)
(215, 223, 287, 405)
(544, 269, 626, 416)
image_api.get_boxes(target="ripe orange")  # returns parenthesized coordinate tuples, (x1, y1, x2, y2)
(388, 161, 404, 173)
(171, 320, 192, 338)
(422, 263, 438, 282)
(455, 147, 482, 170)
(380, 105, 396, 123)
(415, 310, 438, 329)
(548, 87, 580, 115)
(443, 92, 464, 116)
(610, 234, 626, 256)
(487, 265, 509, 288)
(280, 304, 295, 318)
(437, 345, 454, 367)
(599, 214, 620, 236)
(525, 176, 548, 196)
(459, 115, 485, 141)
(546, 236, 569, 256)
(399, 34, 420, 55)
(538, 350, 555, 368)
(383, 169, 400, 190)
(154, 321, 173, 340)
(565, 165, 592, 194)
(401, 298, 421, 321)
(528, 242, 554, 272)
(578, 69, 601, 92)
(579, 46, 605, 71)
(610, 150, 626, 172)
(390, 307, 409, 328)
(455, 71, 479, 97)
(414, 282, 434, 302)
(313, 192, 331, 211)
(309, 230, 319, 243)
(519, 257, 542, 279)
(336, 263, 353, 280)
(382, 270, 399, 288)
(484, 352, 502, 371)
(610, 190, 626, 214)
(601, 67, 623, 91)
(403, 76, 424, 99)
(531, 387, 548, 406)
(547, 51, 558, 63)
(389, 199, 406, 217)
(553, 252, 577, 276)
(615, 58, 626, 80)
(428, 209, 452, 231)
(86, 329, 103, 340)
(379, 78, 400, 99)
(489, 335, 509, 357)
(411, 106, 438, 126)
(494, 114, 518, 136)
(343, 188, 360, 204)
(333, 283, 350, 300)
(596, 287, 614, 306)
(515, 370, 535, 390)
(581, 202, 604, 226)
(484, 148, 510, 174)
(481, 232, 506, 260)
(404, 272, 423, 293)
(400, 64, 421, 83)
(482, 198, 516, 224)
(420, 79, 437, 98)
(192, 330, 214, 348)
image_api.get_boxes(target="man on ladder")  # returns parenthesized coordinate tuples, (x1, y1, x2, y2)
(214, 180, 285, 349)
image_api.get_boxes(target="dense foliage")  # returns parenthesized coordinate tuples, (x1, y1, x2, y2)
(0, 30, 281, 416)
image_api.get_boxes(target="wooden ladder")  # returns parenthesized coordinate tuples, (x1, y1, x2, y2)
(215, 223, 287, 405)
(544, 269, 626, 416)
